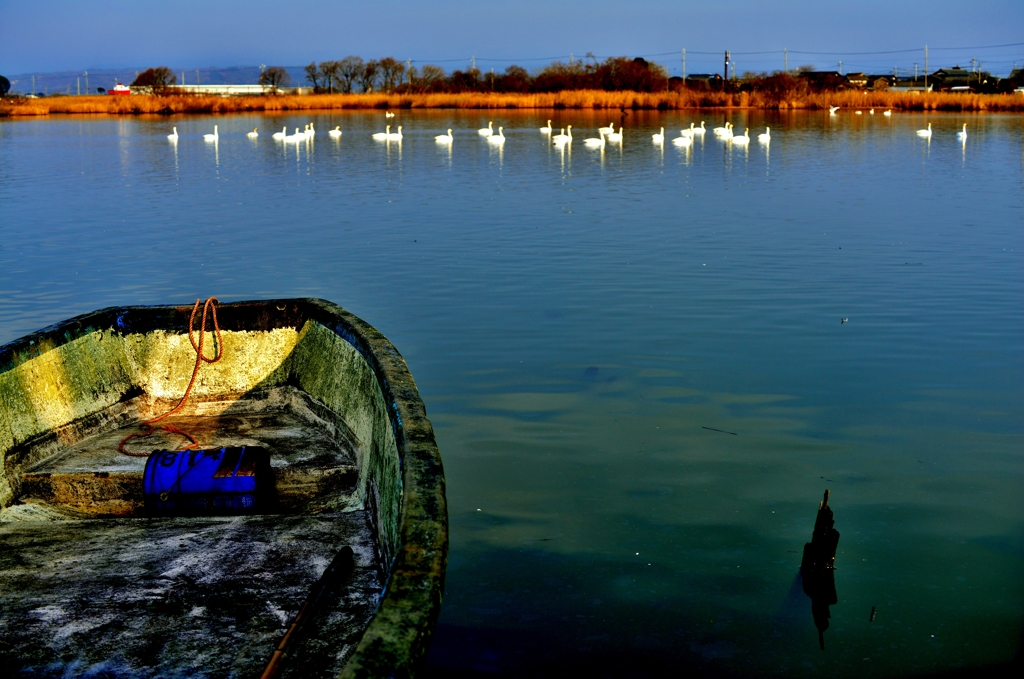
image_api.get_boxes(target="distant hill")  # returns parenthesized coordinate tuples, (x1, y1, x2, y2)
(3, 66, 309, 95)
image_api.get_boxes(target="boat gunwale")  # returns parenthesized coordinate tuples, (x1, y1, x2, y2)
(0, 298, 448, 678)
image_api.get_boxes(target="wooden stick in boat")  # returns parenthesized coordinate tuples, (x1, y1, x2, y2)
(260, 545, 356, 679)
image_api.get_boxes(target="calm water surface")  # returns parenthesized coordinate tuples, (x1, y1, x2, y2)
(1, 110, 1022, 677)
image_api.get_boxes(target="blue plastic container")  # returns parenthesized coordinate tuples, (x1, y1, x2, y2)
(143, 446, 273, 514)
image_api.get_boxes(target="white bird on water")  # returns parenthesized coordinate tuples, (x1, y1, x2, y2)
(607, 126, 623, 143)
(672, 131, 692, 148)
(435, 128, 453, 144)
(203, 125, 218, 142)
(692, 121, 706, 136)
(713, 122, 732, 138)
(731, 127, 750, 145)
(916, 123, 932, 138)
(956, 123, 968, 140)
(284, 127, 305, 142)
(167, 127, 178, 141)
(329, 126, 342, 138)
(540, 120, 553, 134)
(829, 105, 840, 114)
(883, 109, 892, 117)
(651, 127, 665, 144)
(552, 125, 573, 146)
(598, 122, 615, 135)
(758, 127, 771, 143)
(487, 126, 506, 145)
(386, 125, 403, 141)
(372, 125, 391, 140)
(272, 126, 286, 140)
(584, 129, 606, 148)
(385, 111, 395, 118)
(478, 121, 494, 137)
(307, 122, 316, 137)
(247, 127, 258, 138)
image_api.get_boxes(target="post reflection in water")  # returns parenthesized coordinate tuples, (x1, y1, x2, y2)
(800, 490, 841, 651)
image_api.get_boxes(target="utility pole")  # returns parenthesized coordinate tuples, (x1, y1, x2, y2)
(84, 71, 88, 94)
(77, 77, 80, 95)
(724, 50, 730, 80)
(182, 72, 186, 86)
(924, 45, 928, 89)
(682, 49, 686, 81)
(406, 59, 412, 84)
(838, 60, 843, 75)
(32, 75, 35, 94)
(471, 56, 476, 71)
(784, 48, 788, 73)
(197, 69, 201, 86)
(914, 63, 918, 81)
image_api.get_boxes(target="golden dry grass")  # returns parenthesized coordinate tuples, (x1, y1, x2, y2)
(3, 89, 1022, 117)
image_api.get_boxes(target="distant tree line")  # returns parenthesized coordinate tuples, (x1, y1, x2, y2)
(295, 55, 671, 94)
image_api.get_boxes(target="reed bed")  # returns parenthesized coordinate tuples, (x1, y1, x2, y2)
(3, 90, 1022, 117)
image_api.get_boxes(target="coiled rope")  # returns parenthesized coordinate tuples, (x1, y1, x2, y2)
(119, 297, 223, 457)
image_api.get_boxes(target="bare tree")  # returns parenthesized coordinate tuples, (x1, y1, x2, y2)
(359, 60, 379, 93)
(378, 57, 405, 92)
(304, 62, 324, 91)
(320, 60, 342, 94)
(337, 56, 363, 93)
(131, 67, 176, 95)
(259, 66, 291, 93)
(418, 64, 446, 91)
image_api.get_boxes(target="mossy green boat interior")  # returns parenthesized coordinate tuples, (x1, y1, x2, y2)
(0, 299, 447, 678)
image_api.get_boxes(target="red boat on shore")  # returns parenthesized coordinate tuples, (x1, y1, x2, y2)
(108, 83, 131, 96)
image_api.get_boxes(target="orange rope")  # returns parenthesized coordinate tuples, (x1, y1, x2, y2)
(119, 297, 223, 457)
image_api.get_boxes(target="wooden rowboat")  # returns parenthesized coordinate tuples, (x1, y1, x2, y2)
(0, 298, 447, 677)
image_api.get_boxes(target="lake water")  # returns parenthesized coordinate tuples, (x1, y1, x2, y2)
(1, 109, 1021, 678)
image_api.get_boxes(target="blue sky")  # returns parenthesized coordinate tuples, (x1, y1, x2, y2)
(2, 0, 1023, 76)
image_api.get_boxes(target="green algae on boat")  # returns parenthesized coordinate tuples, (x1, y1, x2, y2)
(0, 299, 447, 678)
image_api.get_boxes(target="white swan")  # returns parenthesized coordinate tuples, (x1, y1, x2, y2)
(167, 127, 178, 141)
(712, 122, 731, 137)
(478, 121, 494, 137)
(916, 123, 932, 138)
(598, 122, 614, 135)
(956, 123, 967, 140)
(247, 127, 258, 138)
(372, 125, 391, 140)
(692, 121, 706, 136)
(487, 126, 506, 145)
(731, 128, 750, 145)
(203, 125, 218, 142)
(385, 111, 395, 118)
(540, 120, 553, 134)
(855, 110, 863, 115)
(284, 127, 305, 142)
(386, 125, 403, 141)
(680, 123, 695, 138)
(757, 127, 771, 143)
(829, 105, 840, 114)
(607, 126, 623, 143)
(272, 126, 286, 140)
(552, 125, 573, 145)
(435, 128, 454, 144)
(583, 129, 606, 148)
(883, 109, 892, 117)
(671, 132, 692, 147)
(329, 126, 342, 137)
(651, 127, 665, 144)
(307, 122, 316, 137)
(869, 108, 875, 114)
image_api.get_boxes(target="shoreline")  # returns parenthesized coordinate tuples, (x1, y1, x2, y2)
(3, 90, 1023, 117)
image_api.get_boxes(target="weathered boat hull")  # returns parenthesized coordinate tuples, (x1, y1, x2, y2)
(0, 299, 447, 677)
